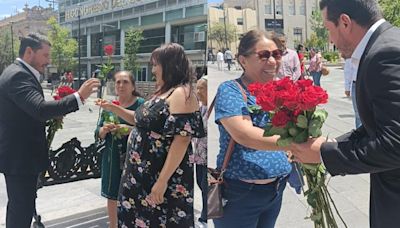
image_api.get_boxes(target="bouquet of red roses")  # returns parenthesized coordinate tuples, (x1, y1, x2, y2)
(249, 77, 346, 228)
(46, 86, 76, 150)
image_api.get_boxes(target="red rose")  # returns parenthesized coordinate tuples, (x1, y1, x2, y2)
(112, 100, 120, 105)
(299, 86, 328, 110)
(257, 95, 275, 111)
(55, 86, 76, 100)
(296, 79, 313, 90)
(275, 77, 293, 90)
(248, 82, 264, 97)
(104, 45, 114, 56)
(272, 110, 291, 127)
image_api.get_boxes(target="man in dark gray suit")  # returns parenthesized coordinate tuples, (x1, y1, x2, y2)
(292, 1, 400, 227)
(0, 33, 100, 227)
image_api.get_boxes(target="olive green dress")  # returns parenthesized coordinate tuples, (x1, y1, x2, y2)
(95, 97, 145, 200)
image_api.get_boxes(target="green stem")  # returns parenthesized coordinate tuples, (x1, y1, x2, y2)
(323, 185, 348, 228)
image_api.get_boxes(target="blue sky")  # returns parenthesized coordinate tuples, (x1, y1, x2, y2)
(208, 0, 222, 3)
(0, 0, 52, 19)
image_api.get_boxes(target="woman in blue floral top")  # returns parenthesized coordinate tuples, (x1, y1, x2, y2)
(95, 71, 145, 228)
(96, 43, 205, 228)
(213, 30, 292, 228)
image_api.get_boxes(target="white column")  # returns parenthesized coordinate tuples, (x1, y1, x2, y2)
(165, 22, 171, 43)
(86, 33, 91, 57)
(120, 29, 125, 70)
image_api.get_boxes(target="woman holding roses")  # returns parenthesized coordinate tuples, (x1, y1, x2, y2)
(95, 71, 144, 228)
(213, 30, 292, 228)
(96, 43, 205, 227)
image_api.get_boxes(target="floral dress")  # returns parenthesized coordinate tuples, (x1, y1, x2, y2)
(117, 96, 205, 228)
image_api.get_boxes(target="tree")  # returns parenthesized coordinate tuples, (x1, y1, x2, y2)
(123, 28, 143, 74)
(208, 22, 237, 50)
(0, 28, 18, 73)
(47, 17, 78, 76)
(308, 10, 329, 51)
(379, 0, 400, 27)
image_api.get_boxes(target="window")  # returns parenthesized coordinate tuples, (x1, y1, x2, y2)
(138, 28, 165, 53)
(264, 0, 271, 14)
(293, 27, 303, 44)
(237, 18, 243, 25)
(137, 67, 148, 81)
(275, 0, 283, 15)
(194, 31, 205, 42)
(299, 0, 306, 15)
(171, 23, 206, 50)
(288, 0, 295, 15)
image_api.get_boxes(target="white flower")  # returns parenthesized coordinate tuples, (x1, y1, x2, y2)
(177, 210, 186, 217)
(122, 200, 131, 209)
(186, 198, 193, 203)
(176, 168, 184, 175)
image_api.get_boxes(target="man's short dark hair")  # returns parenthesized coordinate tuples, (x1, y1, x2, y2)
(320, 0, 383, 28)
(19, 33, 51, 57)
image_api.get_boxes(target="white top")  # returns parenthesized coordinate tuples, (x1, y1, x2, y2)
(217, 52, 224, 61)
(16, 57, 83, 107)
(343, 58, 356, 91)
(350, 19, 386, 81)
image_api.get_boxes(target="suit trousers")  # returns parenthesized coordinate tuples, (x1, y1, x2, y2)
(4, 174, 38, 228)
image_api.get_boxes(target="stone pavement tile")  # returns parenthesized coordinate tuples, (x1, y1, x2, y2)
(327, 175, 370, 193)
(277, 188, 313, 227)
(334, 209, 369, 228)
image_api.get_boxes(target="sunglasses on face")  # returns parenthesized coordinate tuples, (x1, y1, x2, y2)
(252, 49, 283, 60)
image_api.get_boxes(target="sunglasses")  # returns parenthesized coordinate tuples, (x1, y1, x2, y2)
(252, 49, 283, 60)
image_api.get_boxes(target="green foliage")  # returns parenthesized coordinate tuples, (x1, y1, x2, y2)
(307, 10, 329, 51)
(123, 28, 143, 73)
(47, 17, 78, 75)
(323, 51, 340, 63)
(379, 0, 400, 27)
(208, 22, 237, 49)
(0, 27, 18, 73)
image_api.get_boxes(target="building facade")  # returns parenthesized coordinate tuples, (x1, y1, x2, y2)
(223, 0, 320, 50)
(0, 5, 56, 38)
(208, 4, 257, 56)
(59, 0, 207, 82)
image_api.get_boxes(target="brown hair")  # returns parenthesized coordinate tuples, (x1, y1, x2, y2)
(113, 70, 141, 97)
(150, 43, 193, 96)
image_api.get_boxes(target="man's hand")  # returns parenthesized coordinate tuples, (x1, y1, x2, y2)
(291, 137, 326, 163)
(345, 91, 350, 97)
(77, 78, 101, 100)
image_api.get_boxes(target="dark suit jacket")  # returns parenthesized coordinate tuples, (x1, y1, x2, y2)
(321, 22, 400, 228)
(0, 61, 79, 175)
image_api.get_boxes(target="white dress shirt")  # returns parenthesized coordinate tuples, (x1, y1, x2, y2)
(343, 58, 356, 92)
(16, 58, 83, 107)
(350, 19, 386, 81)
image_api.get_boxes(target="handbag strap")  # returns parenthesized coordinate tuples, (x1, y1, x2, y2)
(208, 79, 248, 178)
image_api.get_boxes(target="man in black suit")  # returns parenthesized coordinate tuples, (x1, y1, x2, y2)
(292, 1, 400, 227)
(0, 34, 100, 227)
